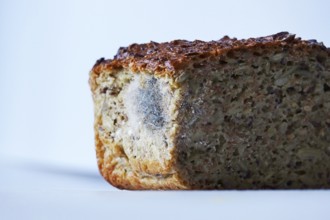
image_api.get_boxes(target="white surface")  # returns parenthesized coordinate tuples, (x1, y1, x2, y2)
(1, 156, 330, 220)
(2, 190, 330, 220)
(0, 0, 329, 219)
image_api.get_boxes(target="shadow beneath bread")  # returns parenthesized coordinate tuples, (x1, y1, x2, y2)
(19, 161, 103, 181)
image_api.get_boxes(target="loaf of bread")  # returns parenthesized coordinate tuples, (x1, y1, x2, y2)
(89, 32, 330, 190)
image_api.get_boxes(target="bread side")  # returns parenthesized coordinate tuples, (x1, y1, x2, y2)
(175, 44, 330, 189)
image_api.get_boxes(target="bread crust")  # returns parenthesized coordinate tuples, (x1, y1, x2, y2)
(91, 32, 329, 78)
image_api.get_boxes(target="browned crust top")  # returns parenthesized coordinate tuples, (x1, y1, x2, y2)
(92, 32, 329, 76)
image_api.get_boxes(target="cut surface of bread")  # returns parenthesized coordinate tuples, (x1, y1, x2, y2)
(89, 32, 330, 189)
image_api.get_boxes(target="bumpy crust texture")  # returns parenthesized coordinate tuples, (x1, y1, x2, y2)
(91, 32, 329, 79)
(90, 32, 330, 190)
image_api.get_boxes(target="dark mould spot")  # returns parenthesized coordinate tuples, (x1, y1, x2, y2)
(219, 60, 228, 65)
(294, 73, 301, 79)
(226, 50, 235, 58)
(295, 170, 306, 175)
(311, 105, 319, 112)
(286, 60, 294, 66)
(311, 121, 321, 128)
(267, 86, 275, 94)
(224, 115, 231, 122)
(304, 85, 315, 93)
(247, 116, 254, 128)
(286, 180, 293, 186)
(230, 96, 238, 102)
(298, 88, 305, 95)
(286, 87, 295, 95)
(101, 87, 108, 94)
(255, 136, 262, 141)
(316, 55, 326, 64)
(251, 64, 259, 69)
(275, 97, 282, 107)
(231, 74, 240, 79)
(323, 83, 330, 92)
(298, 62, 310, 71)
(193, 62, 204, 68)
(241, 170, 251, 179)
(243, 97, 253, 104)
(233, 149, 239, 156)
(295, 161, 302, 168)
(206, 147, 213, 152)
(326, 121, 330, 128)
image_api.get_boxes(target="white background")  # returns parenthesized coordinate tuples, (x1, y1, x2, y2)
(0, 0, 329, 219)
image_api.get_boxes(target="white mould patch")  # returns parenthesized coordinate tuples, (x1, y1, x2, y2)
(123, 74, 171, 133)
(120, 73, 174, 166)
